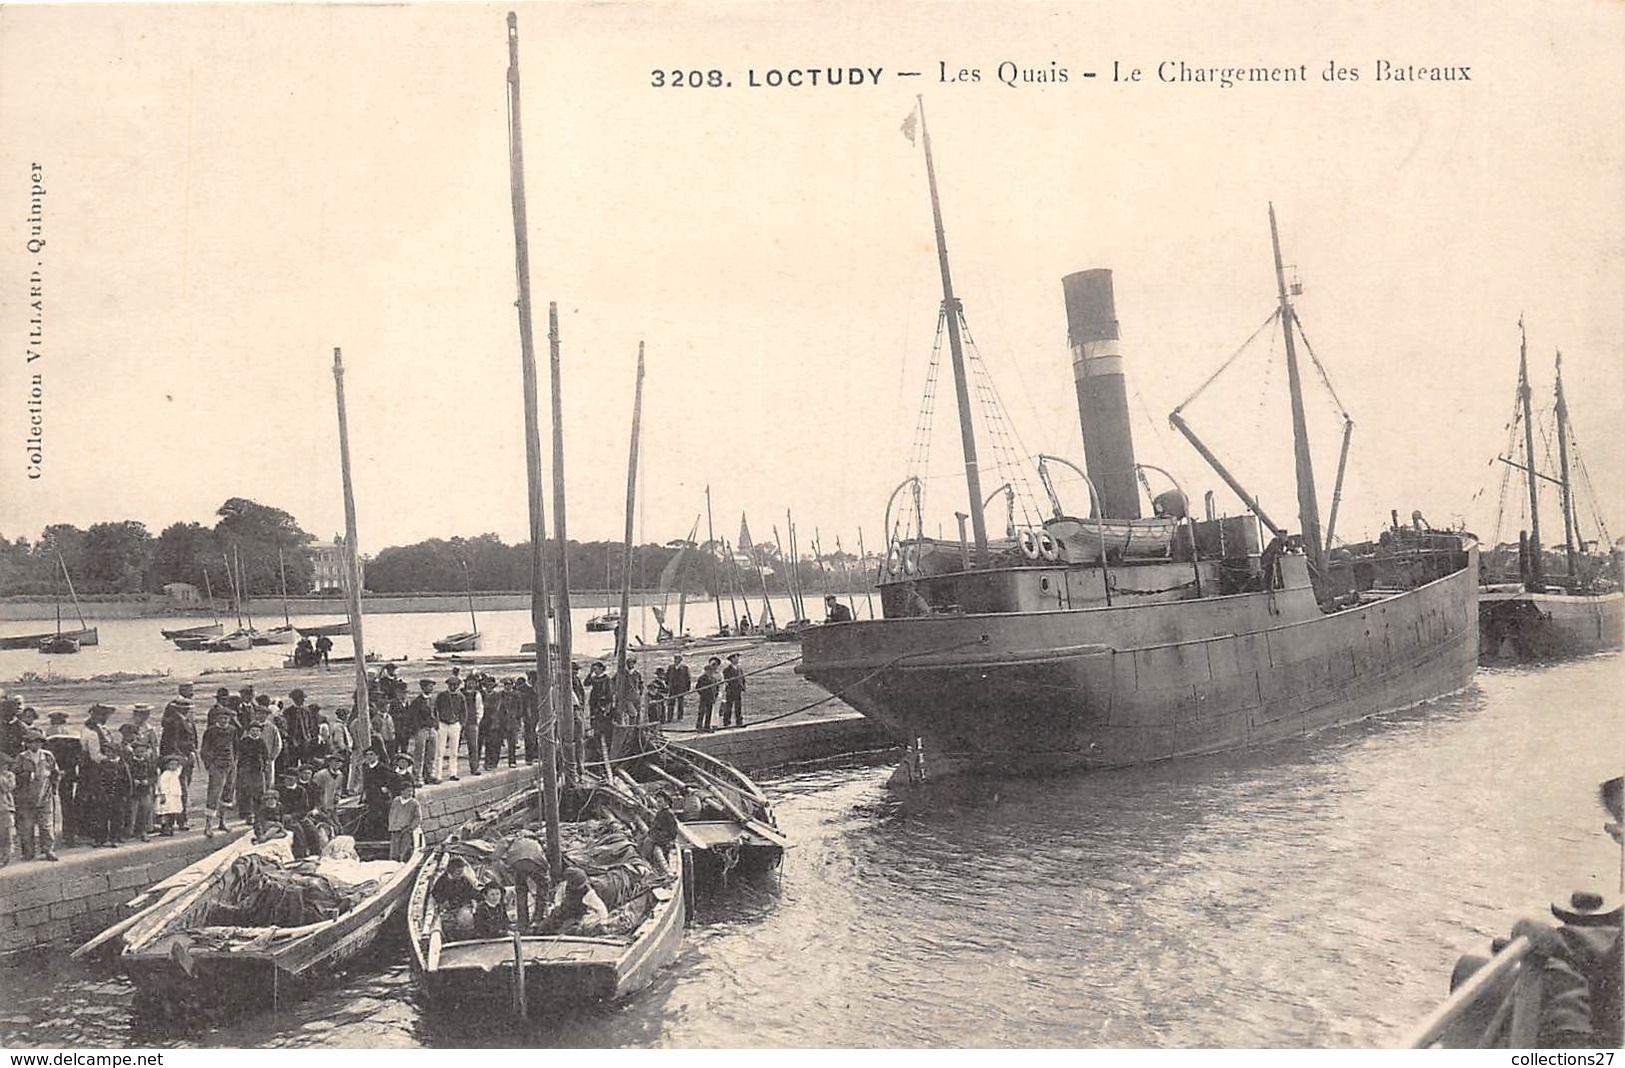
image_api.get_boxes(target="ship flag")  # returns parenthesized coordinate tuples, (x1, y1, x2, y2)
(901, 106, 918, 145)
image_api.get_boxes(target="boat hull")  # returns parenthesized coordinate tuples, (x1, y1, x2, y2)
(1478, 587, 1624, 661)
(799, 552, 1478, 780)
(162, 623, 223, 641)
(0, 626, 97, 650)
(433, 631, 480, 653)
(296, 621, 352, 638)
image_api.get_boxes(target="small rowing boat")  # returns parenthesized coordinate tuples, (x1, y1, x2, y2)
(616, 737, 788, 874)
(295, 620, 352, 638)
(206, 630, 254, 652)
(252, 624, 298, 646)
(38, 635, 81, 655)
(161, 623, 224, 642)
(108, 827, 425, 1012)
(408, 776, 684, 1010)
(0, 627, 98, 651)
(432, 631, 480, 653)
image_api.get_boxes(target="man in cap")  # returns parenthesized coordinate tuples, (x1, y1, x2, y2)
(13, 727, 60, 860)
(128, 704, 159, 757)
(721, 652, 747, 728)
(518, 672, 540, 764)
(824, 593, 854, 623)
(434, 676, 466, 782)
(407, 679, 440, 786)
(285, 688, 318, 768)
(482, 677, 516, 770)
(159, 691, 199, 830)
(125, 735, 156, 840)
(667, 655, 691, 722)
(200, 700, 237, 837)
(233, 721, 269, 823)
(536, 866, 609, 935)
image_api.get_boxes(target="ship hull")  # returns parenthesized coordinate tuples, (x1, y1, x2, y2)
(1478, 586, 1624, 661)
(798, 552, 1478, 780)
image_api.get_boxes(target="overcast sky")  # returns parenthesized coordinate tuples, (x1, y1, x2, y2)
(3, 1, 1621, 558)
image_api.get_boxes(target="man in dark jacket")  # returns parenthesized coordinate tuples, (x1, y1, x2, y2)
(518, 673, 540, 765)
(667, 655, 691, 721)
(0, 696, 25, 757)
(159, 695, 199, 829)
(234, 723, 269, 823)
(824, 594, 854, 623)
(284, 689, 318, 768)
(407, 679, 439, 785)
(434, 677, 467, 782)
(721, 653, 747, 728)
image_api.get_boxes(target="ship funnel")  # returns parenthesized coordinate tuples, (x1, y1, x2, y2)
(1063, 269, 1141, 520)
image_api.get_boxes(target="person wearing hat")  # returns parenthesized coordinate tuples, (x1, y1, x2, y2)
(358, 748, 392, 839)
(695, 657, 722, 732)
(721, 652, 747, 728)
(233, 722, 269, 823)
(199, 702, 237, 837)
(470, 879, 512, 939)
(42, 711, 81, 847)
(12, 727, 59, 860)
(483, 677, 518, 770)
(387, 775, 421, 862)
(517, 672, 541, 765)
(407, 679, 440, 786)
(127, 703, 159, 760)
(434, 676, 466, 782)
(585, 662, 614, 746)
(77, 704, 124, 847)
(284, 688, 317, 769)
(667, 655, 690, 722)
(432, 854, 482, 937)
(158, 692, 198, 831)
(536, 866, 609, 936)
(312, 751, 344, 815)
(824, 593, 854, 624)
(461, 677, 485, 777)
(125, 735, 156, 841)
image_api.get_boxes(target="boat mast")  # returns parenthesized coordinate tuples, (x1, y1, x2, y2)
(705, 486, 724, 632)
(1268, 203, 1325, 593)
(506, 10, 561, 873)
(57, 550, 86, 633)
(615, 344, 646, 716)
(1553, 350, 1580, 582)
(457, 559, 477, 637)
(331, 348, 371, 769)
(856, 527, 876, 618)
(1517, 318, 1544, 590)
(237, 546, 255, 630)
(277, 547, 291, 627)
(223, 551, 241, 627)
(548, 302, 579, 775)
(202, 568, 218, 626)
(914, 96, 989, 566)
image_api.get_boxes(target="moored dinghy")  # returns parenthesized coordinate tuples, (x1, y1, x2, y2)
(114, 826, 425, 1011)
(407, 778, 684, 1009)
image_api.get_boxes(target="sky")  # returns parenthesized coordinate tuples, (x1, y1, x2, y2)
(2, 1, 1622, 558)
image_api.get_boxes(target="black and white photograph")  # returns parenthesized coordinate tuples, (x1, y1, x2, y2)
(0, 0, 1620, 1052)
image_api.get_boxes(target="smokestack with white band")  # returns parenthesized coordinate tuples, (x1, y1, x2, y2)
(1063, 268, 1140, 520)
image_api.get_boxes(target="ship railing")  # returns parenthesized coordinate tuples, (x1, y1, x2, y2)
(1399, 936, 1540, 1048)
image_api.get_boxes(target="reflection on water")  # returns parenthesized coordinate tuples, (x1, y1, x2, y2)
(2, 655, 1618, 1047)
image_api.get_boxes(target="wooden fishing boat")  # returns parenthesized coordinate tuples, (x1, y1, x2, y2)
(38, 634, 81, 655)
(253, 624, 298, 646)
(433, 630, 480, 653)
(619, 738, 788, 874)
(171, 634, 213, 651)
(296, 620, 352, 638)
(161, 622, 224, 642)
(112, 827, 425, 1011)
(1, 626, 97, 650)
(407, 779, 684, 1009)
(585, 611, 620, 633)
(206, 630, 255, 652)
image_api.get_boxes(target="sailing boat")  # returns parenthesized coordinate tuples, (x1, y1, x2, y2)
(797, 98, 1478, 782)
(163, 569, 223, 648)
(2, 549, 99, 650)
(585, 546, 621, 631)
(1478, 325, 1623, 659)
(39, 553, 83, 654)
(206, 550, 255, 651)
(254, 547, 299, 645)
(432, 559, 481, 652)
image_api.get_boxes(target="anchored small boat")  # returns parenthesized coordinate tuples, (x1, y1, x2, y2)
(585, 611, 620, 633)
(161, 623, 224, 643)
(407, 776, 684, 1010)
(432, 631, 480, 653)
(296, 620, 352, 638)
(619, 738, 788, 874)
(38, 634, 81, 655)
(100, 827, 425, 1012)
(205, 630, 255, 652)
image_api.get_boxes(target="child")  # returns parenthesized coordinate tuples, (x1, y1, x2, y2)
(126, 739, 156, 841)
(387, 777, 421, 861)
(0, 752, 15, 866)
(470, 880, 511, 939)
(154, 755, 185, 836)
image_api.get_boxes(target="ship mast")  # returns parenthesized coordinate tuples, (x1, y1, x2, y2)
(1553, 349, 1579, 582)
(506, 10, 560, 877)
(1268, 204, 1325, 596)
(1517, 318, 1544, 590)
(914, 97, 988, 566)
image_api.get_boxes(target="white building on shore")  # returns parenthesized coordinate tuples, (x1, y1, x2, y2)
(309, 539, 363, 594)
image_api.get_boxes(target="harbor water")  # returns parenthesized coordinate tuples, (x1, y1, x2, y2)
(1, 655, 1618, 1048)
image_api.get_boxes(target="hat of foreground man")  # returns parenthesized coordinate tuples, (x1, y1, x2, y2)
(563, 867, 591, 891)
(289, 689, 306, 703)
(1551, 889, 1622, 927)
(132, 703, 153, 717)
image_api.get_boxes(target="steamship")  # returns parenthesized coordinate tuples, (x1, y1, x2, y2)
(796, 101, 1478, 781)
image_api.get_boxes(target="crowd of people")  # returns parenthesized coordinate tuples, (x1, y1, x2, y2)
(0, 648, 757, 868)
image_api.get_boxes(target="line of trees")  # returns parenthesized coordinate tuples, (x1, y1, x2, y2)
(3, 504, 877, 599)
(1, 498, 316, 598)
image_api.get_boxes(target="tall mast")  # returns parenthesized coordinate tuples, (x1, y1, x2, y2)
(705, 485, 724, 632)
(548, 302, 578, 774)
(277, 547, 291, 627)
(1517, 318, 1544, 589)
(202, 568, 218, 626)
(1269, 203, 1325, 593)
(460, 559, 478, 636)
(615, 344, 646, 716)
(507, 10, 560, 875)
(331, 348, 370, 771)
(914, 96, 989, 565)
(1553, 349, 1579, 581)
